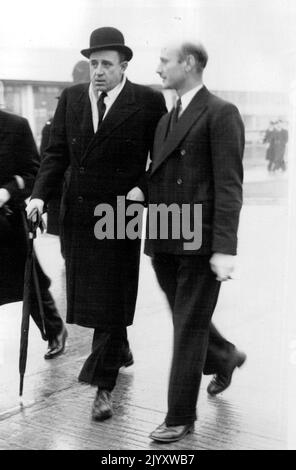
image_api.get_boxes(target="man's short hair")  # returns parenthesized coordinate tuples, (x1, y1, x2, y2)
(178, 42, 208, 72)
(118, 51, 128, 63)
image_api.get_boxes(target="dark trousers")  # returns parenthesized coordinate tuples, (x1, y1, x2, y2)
(78, 327, 128, 390)
(35, 257, 64, 341)
(152, 253, 234, 426)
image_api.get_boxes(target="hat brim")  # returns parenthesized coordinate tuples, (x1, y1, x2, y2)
(80, 44, 133, 61)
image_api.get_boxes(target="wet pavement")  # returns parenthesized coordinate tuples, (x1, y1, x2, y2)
(0, 166, 291, 450)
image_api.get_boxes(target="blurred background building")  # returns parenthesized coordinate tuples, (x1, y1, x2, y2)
(0, 60, 90, 146)
(0, 78, 289, 150)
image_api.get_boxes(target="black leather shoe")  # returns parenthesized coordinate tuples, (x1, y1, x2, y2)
(149, 422, 194, 443)
(92, 390, 113, 421)
(121, 348, 134, 368)
(207, 349, 247, 396)
(44, 326, 68, 360)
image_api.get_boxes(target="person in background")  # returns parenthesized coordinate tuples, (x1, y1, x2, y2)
(0, 109, 67, 359)
(263, 121, 275, 172)
(273, 119, 288, 171)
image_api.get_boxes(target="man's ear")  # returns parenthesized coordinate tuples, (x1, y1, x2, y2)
(121, 61, 128, 72)
(185, 54, 196, 72)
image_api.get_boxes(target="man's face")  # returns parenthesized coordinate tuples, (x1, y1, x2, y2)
(156, 45, 186, 91)
(89, 50, 127, 93)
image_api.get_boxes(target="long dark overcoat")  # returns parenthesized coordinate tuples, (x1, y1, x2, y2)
(0, 110, 44, 305)
(32, 80, 166, 328)
(40, 118, 62, 236)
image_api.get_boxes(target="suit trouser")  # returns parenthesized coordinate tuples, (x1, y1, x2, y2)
(78, 327, 129, 390)
(34, 256, 64, 341)
(152, 253, 231, 426)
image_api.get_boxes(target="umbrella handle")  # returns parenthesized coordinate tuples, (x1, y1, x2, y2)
(28, 212, 45, 238)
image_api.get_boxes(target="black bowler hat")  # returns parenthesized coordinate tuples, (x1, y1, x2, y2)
(81, 27, 133, 61)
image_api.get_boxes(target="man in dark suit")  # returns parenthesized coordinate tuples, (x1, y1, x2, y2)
(145, 40, 246, 442)
(0, 109, 67, 358)
(27, 27, 166, 420)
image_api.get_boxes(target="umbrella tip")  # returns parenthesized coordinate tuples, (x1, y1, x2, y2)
(19, 375, 24, 397)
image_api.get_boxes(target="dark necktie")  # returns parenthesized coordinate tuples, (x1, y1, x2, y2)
(169, 98, 182, 133)
(97, 92, 107, 128)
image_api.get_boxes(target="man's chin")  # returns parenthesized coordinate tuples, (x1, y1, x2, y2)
(161, 81, 172, 90)
(93, 83, 107, 93)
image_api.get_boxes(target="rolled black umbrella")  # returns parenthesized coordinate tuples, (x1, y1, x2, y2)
(19, 212, 46, 396)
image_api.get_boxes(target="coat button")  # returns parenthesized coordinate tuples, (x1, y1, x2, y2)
(72, 138, 77, 144)
(177, 178, 183, 185)
(77, 196, 84, 203)
(180, 149, 186, 156)
(79, 166, 85, 174)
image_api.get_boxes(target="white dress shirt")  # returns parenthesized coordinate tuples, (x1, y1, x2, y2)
(88, 75, 127, 132)
(177, 83, 204, 117)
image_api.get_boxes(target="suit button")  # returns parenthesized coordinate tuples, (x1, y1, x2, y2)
(180, 149, 186, 156)
(72, 138, 77, 144)
(77, 196, 84, 203)
(177, 178, 183, 185)
(79, 166, 85, 174)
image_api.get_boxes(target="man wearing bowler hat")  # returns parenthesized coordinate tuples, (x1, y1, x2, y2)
(27, 27, 166, 420)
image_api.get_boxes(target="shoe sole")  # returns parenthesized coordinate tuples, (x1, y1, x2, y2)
(44, 332, 68, 360)
(207, 352, 247, 396)
(149, 425, 194, 443)
(122, 358, 134, 368)
(92, 410, 113, 421)
(44, 344, 67, 360)
(237, 352, 247, 368)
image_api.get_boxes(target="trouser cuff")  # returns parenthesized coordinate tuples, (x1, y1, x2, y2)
(165, 413, 196, 426)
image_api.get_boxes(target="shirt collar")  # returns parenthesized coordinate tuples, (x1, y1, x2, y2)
(178, 83, 204, 114)
(88, 75, 127, 132)
(89, 75, 127, 103)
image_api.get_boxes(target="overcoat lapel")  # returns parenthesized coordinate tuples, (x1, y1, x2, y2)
(151, 86, 209, 175)
(80, 80, 141, 162)
(153, 112, 172, 157)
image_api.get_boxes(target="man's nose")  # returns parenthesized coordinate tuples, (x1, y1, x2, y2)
(95, 64, 104, 75)
(156, 64, 162, 75)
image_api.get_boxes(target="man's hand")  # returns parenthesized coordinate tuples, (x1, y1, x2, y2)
(0, 188, 10, 208)
(210, 253, 236, 282)
(26, 198, 44, 222)
(126, 186, 145, 202)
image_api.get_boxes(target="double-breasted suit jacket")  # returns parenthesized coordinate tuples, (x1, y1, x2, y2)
(145, 86, 245, 257)
(0, 110, 43, 305)
(32, 80, 166, 328)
